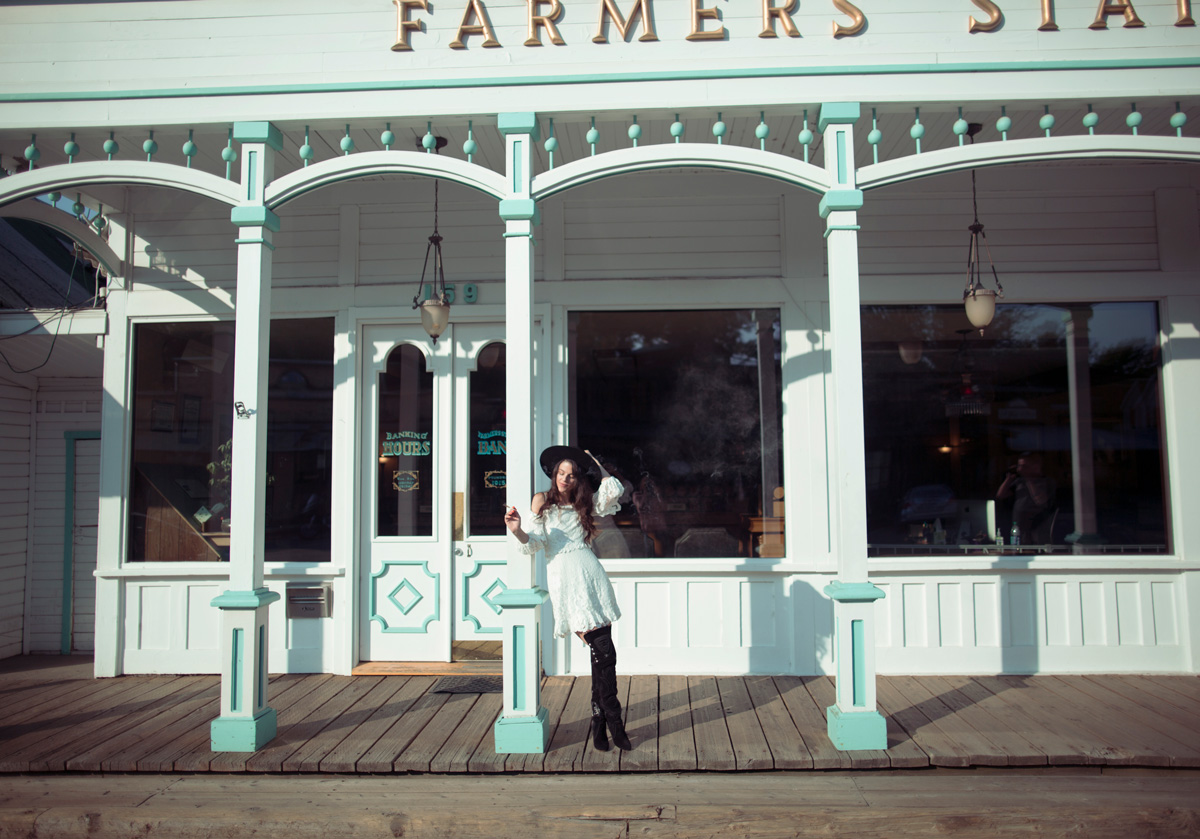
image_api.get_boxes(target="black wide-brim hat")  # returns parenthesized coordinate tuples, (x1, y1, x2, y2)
(539, 445, 600, 489)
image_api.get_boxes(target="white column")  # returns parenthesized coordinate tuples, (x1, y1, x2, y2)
(492, 112, 550, 754)
(818, 103, 887, 751)
(1064, 308, 1102, 549)
(210, 121, 283, 752)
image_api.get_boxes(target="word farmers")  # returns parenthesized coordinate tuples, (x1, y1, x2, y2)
(391, 0, 1195, 50)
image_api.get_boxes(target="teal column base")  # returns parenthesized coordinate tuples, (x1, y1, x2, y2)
(211, 707, 278, 752)
(827, 704, 887, 751)
(493, 707, 549, 754)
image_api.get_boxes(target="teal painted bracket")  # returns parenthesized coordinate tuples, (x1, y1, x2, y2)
(61, 429, 101, 655)
(492, 587, 550, 609)
(232, 122, 284, 151)
(494, 706, 550, 754)
(824, 581, 886, 602)
(826, 704, 887, 751)
(211, 706, 278, 752)
(211, 588, 281, 610)
(230, 205, 281, 231)
(818, 189, 864, 217)
(818, 103, 861, 131)
(499, 198, 540, 224)
(497, 112, 541, 140)
(370, 560, 441, 633)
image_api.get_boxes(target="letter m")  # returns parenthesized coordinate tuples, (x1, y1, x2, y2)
(593, 0, 658, 42)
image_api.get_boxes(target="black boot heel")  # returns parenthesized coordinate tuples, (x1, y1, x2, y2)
(608, 718, 633, 751)
(591, 703, 610, 751)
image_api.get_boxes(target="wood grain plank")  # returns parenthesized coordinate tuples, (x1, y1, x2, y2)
(541, 676, 591, 772)
(433, 691, 503, 773)
(619, 674, 659, 772)
(884, 676, 1006, 767)
(772, 676, 852, 770)
(505, 676, 571, 773)
(1106, 674, 1200, 728)
(947, 676, 1084, 767)
(743, 675, 811, 770)
(805, 676, 891, 769)
(581, 675, 628, 772)
(280, 676, 385, 772)
(1090, 675, 1200, 737)
(656, 674, 696, 772)
(353, 677, 444, 773)
(393, 691, 478, 772)
(921, 675, 1047, 766)
(316, 676, 421, 773)
(689, 676, 735, 771)
(101, 681, 222, 772)
(715, 677, 773, 771)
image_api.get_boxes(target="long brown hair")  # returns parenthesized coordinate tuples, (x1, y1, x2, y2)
(543, 459, 598, 543)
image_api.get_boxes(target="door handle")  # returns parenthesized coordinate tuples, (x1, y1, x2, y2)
(455, 547, 464, 556)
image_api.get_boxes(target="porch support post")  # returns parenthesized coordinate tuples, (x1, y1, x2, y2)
(211, 121, 283, 753)
(493, 112, 550, 754)
(818, 102, 887, 752)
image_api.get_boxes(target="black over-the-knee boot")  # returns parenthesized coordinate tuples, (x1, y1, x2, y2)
(589, 661, 609, 751)
(584, 625, 633, 751)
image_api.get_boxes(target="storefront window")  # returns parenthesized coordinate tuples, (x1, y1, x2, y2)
(862, 303, 1168, 556)
(127, 318, 335, 562)
(376, 343, 434, 538)
(468, 342, 506, 537)
(569, 310, 784, 559)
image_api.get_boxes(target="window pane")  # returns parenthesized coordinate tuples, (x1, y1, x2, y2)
(127, 318, 336, 562)
(468, 341, 506, 537)
(569, 310, 784, 559)
(862, 303, 1168, 555)
(377, 343, 434, 537)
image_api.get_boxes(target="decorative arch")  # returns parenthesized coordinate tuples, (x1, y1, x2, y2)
(531, 143, 831, 201)
(857, 135, 1200, 191)
(0, 198, 122, 278)
(0, 161, 241, 210)
(266, 151, 508, 210)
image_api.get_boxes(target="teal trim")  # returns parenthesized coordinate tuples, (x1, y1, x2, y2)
(211, 707, 278, 752)
(513, 624, 526, 711)
(819, 102, 862, 131)
(851, 619, 865, 707)
(7, 59, 1197, 103)
(230, 627, 243, 712)
(818, 189, 864, 217)
(211, 588, 281, 610)
(499, 198, 539, 222)
(826, 704, 887, 751)
(230, 205, 281, 231)
(233, 122, 284, 152)
(461, 561, 507, 633)
(824, 581, 886, 602)
(233, 237, 276, 250)
(836, 131, 847, 184)
(492, 587, 549, 608)
(257, 625, 266, 709)
(823, 225, 861, 237)
(369, 560, 441, 633)
(60, 430, 100, 655)
(502, 232, 536, 241)
(497, 113, 540, 139)
(493, 706, 550, 754)
(247, 151, 257, 200)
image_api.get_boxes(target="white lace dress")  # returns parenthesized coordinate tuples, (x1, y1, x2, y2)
(518, 476, 624, 638)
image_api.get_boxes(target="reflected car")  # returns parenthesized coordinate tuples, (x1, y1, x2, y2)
(899, 484, 959, 522)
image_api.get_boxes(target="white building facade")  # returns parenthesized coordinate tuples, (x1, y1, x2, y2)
(2, 1, 1198, 744)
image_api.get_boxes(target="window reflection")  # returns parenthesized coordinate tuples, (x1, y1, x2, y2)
(377, 343, 434, 538)
(468, 342, 506, 537)
(569, 310, 784, 559)
(862, 303, 1167, 555)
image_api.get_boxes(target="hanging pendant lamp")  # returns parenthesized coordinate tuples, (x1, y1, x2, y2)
(962, 123, 1004, 333)
(412, 136, 450, 343)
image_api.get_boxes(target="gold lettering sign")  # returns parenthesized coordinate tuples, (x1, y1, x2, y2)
(593, 0, 658, 42)
(1039, 0, 1059, 31)
(686, 0, 726, 41)
(526, 0, 566, 45)
(1090, 0, 1145, 28)
(393, 470, 420, 492)
(760, 0, 799, 38)
(450, 0, 502, 48)
(391, 0, 428, 51)
(831, 0, 865, 37)
(968, 0, 1004, 33)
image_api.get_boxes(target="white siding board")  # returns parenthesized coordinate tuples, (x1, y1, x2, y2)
(0, 383, 31, 660)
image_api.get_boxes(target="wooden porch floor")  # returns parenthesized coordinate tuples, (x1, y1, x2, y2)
(1, 658, 1198, 774)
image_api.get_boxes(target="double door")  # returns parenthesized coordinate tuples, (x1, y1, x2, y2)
(360, 323, 509, 661)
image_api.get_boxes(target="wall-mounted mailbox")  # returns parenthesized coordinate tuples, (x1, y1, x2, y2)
(286, 583, 332, 618)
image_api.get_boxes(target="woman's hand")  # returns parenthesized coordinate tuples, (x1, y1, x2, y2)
(504, 505, 528, 543)
(584, 449, 611, 479)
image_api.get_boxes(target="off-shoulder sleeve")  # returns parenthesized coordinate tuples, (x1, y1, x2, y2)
(592, 475, 624, 519)
(517, 510, 549, 555)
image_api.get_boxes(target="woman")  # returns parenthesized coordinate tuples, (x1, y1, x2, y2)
(504, 446, 633, 752)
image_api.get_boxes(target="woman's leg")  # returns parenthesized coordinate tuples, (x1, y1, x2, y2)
(582, 625, 632, 751)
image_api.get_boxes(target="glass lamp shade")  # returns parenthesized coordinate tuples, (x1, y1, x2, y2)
(419, 297, 451, 341)
(964, 288, 997, 329)
(898, 341, 923, 365)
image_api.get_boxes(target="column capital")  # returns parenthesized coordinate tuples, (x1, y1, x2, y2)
(231, 206, 281, 231)
(499, 198, 540, 224)
(233, 121, 284, 151)
(818, 103, 861, 131)
(498, 112, 541, 139)
(212, 588, 281, 609)
(824, 580, 885, 602)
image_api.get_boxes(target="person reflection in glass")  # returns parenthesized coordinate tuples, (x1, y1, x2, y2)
(504, 446, 632, 752)
(996, 452, 1056, 544)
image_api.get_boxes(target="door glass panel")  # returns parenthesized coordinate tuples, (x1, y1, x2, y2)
(468, 341, 506, 537)
(377, 344, 434, 537)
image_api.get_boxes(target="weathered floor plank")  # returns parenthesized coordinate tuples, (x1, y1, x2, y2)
(657, 674, 697, 772)
(688, 676, 736, 771)
(716, 676, 774, 771)
(772, 676, 853, 771)
(620, 674, 660, 772)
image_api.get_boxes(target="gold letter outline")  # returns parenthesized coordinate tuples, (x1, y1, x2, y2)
(761, 0, 800, 38)
(687, 0, 726, 41)
(1039, 0, 1058, 31)
(831, 0, 865, 37)
(392, 0, 428, 51)
(526, 0, 566, 45)
(594, 0, 659, 42)
(450, 0, 502, 48)
(1090, 0, 1145, 29)
(968, 0, 1004, 33)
